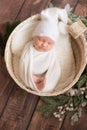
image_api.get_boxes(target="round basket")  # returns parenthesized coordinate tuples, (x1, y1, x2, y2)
(4, 14, 87, 96)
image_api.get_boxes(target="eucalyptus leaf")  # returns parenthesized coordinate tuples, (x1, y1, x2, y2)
(77, 74, 87, 88)
(44, 104, 57, 118)
(37, 103, 57, 118)
(41, 96, 56, 105)
(73, 95, 83, 107)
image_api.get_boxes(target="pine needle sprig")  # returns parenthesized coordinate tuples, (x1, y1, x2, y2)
(0, 21, 20, 56)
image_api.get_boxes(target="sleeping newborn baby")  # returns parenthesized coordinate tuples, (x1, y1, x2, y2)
(19, 7, 75, 93)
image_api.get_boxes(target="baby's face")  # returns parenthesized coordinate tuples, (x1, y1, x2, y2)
(33, 36, 54, 52)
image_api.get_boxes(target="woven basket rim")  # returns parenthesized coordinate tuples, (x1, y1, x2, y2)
(4, 14, 87, 96)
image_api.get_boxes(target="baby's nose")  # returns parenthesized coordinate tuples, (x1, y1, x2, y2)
(43, 42, 48, 47)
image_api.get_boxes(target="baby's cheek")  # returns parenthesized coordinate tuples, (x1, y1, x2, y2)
(48, 44, 54, 50)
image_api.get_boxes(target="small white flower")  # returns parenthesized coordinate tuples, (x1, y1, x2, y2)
(69, 108, 74, 111)
(66, 107, 69, 110)
(64, 4, 73, 12)
(59, 109, 62, 112)
(66, 88, 78, 96)
(59, 106, 63, 109)
(81, 102, 87, 107)
(61, 111, 65, 115)
(85, 95, 87, 98)
(54, 114, 58, 118)
(81, 91, 84, 95)
(80, 87, 85, 91)
(58, 106, 63, 110)
(57, 114, 60, 118)
(64, 104, 68, 107)
(53, 112, 57, 116)
(59, 118, 62, 121)
(70, 103, 73, 107)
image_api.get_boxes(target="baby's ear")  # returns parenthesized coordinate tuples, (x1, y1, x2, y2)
(58, 9, 68, 24)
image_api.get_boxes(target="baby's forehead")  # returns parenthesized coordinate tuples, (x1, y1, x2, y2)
(34, 36, 54, 42)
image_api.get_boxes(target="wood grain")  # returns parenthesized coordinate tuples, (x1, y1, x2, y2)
(58, 0, 87, 129)
(0, 0, 87, 130)
(0, 0, 51, 130)
(0, 0, 27, 123)
(74, 0, 87, 16)
(0, 56, 15, 116)
(16, 0, 51, 21)
(0, 85, 39, 130)
(28, 100, 64, 130)
(61, 108, 87, 130)
(0, 0, 25, 23)
(51, 0, 78, 10)
(27, 1, 78, 129)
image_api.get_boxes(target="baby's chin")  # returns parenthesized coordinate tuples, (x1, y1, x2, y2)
(35, 46, 53, 52)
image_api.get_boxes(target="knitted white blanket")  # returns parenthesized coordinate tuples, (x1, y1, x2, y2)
(19, 41, 61, 92)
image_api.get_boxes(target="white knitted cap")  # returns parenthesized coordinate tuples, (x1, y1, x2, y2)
(32, 20, 59, 42)
(32, 7, 68, 42)
(32, 8, 60, 42)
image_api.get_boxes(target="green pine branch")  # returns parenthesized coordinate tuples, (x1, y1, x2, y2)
(0, 21, 20, 56)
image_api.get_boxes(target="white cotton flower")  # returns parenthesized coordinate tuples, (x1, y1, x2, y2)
(53, 112, 57, 115)
(81, 91, 84, 95)
(59, 118, 62, 121)
(66, 88, 78, 96)
(64, 4, 73, 12)
(61, 111, 65, 115)
(57, 114, 61, 118)
(64, 104, 68, 107)
(81, 102, 87, 107)
(80, 87, 85, 91)
(70, 103, 73, 107)
(58, 106, 63, 110)
(66, 107, 69, 110)
(54, 114, 58, 118)
(69, 108, 74, 111)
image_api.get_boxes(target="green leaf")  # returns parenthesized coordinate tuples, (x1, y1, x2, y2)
(68, 12, 87, 27)
(77, 74, 87, 88)
(41, 96, 56, 105)
(53, 95, 70, 105)
(36, 105, 50, 112)
(48, 2, 54, 8)
(80, 17, 87, 26)
(68, 12, 78, 22)
(0, 21, 20, 56)
(73, 95, 83, 107)
(37, 104, 57, 118)
(44, 104, 57, 118)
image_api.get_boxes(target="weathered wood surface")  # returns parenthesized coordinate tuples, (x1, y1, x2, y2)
(0, 0, 50, 130)
(0, 0, 87, 130)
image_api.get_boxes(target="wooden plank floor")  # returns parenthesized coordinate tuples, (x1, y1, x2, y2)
(0, 0, 87, 130)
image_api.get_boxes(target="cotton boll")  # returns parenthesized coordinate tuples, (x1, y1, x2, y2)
(66, 88, 78, 96)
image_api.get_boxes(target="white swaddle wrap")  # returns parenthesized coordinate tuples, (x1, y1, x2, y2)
(16, 7, 76, 93)
(19, 41, 61, 92)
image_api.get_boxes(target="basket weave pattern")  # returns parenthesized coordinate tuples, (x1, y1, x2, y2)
(5, 15, 87, 96)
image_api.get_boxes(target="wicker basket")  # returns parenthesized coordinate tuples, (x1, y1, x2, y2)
(4, 14, 87, 96)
